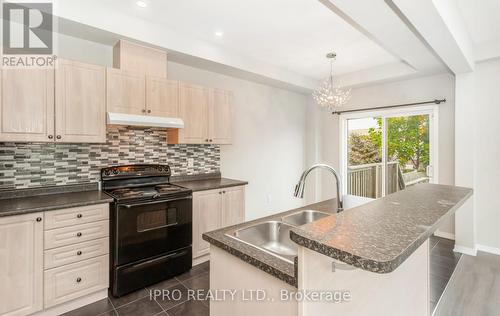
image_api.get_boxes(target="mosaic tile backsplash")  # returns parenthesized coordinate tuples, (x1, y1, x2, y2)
(0, 127, 220, 190)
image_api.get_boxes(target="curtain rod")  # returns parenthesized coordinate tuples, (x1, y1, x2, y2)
(332, 99, 446, 115)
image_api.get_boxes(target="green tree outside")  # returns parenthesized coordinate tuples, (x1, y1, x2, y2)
(348, 115, 429, 172)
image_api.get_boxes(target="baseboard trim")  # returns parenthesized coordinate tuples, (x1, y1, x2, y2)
(32, 289, 108, 316)
(453, 245, 477, 256)
(476, 244, 500, 256)
(193, 253, 210, 266)
(434, 230, 455, 240)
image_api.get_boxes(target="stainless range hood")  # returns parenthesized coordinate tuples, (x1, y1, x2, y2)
(107, 112, 184, 129)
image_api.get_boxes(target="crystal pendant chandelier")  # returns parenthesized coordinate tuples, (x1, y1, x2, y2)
(312, 52, 351, 113)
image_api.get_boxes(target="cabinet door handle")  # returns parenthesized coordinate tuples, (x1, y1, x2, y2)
(76, 277, 82, 283)
(77, 214, 82, 219)
(223, 190, 226, 194)
(77, 251, 82, 256)
(205, 139, 209, 142)
(48, 135, 53, 139)
(219, 191, 222, 195)
(142, 109, 146, 113)
(209, 139, 213, 142)
(147, 110, 151, 113)
(36, 217, 42, 222)
(76, 232, 82, 237)
(56, 135, 62, 140)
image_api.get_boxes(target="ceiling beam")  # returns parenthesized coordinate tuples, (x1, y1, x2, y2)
(389, 0, 475, 73)
(476, 41, 500, 63)
(321, 0, 447, 75)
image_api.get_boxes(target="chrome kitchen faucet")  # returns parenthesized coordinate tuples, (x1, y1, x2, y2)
(294, 163, 344, 212)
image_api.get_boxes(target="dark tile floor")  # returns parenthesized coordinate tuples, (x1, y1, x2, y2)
(62, 261, 210, 316)
(63, 236, 459, 316)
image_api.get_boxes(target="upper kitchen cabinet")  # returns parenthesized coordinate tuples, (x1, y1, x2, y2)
(146, 76, 179, 117)
(106, 68, 146, 115)
(169, 82, 209, 144)
(168, 85, 233, 145)
(209, 88, 233, 144)
(0, 68, 55, 142)
(113, 40, 167, 78)
(55, 59, 106, 143)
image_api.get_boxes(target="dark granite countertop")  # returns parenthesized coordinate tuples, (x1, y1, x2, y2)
(290, 184, 472, 274)
(203, 183, 472, 286)
(0, 184, 113, 217)
(172, 177, 248, 192)
(203, 199, 344, 287)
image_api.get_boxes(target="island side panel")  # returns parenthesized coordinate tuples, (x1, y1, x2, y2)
(210, 246, 298, 316)
(297, 240, 430, 316)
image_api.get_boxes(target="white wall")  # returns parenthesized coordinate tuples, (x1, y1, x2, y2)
(57, 33, 112, 66)
(473, 58, 500, 250)
(307, 73, 456, 235)
(454, 72, 476, 253)
(167, 62, 308, 220)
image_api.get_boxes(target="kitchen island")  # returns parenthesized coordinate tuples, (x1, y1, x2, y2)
(203, 183, 472, 316)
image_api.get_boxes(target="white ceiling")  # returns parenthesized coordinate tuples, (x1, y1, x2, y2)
(98, 0, 399, 80)
(54, 0, 454, 90)
(457, 0, 500, 45)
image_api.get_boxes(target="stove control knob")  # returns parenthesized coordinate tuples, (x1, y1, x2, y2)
(113, 169, 119, 175)
(158, 166, 163, 172)
(104, 170, 110, 176)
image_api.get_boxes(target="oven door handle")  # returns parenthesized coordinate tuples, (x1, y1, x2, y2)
(121, 196, 192, 208)
(137, 222, 179, 233)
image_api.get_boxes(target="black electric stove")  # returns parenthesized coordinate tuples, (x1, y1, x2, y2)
(101, 164, 193, 297)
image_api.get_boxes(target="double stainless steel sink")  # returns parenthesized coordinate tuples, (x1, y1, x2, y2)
(226, 210, 331, 263)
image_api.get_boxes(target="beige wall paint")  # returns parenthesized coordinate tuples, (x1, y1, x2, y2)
(307, 73, 456, 235)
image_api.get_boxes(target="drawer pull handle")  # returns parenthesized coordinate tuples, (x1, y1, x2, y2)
(77, 251, 82, 256)
(36, 217, 42, 222)
(76, 277, 82, 283)
(77, 232, 82, 237)
(77, 214, 82, 219)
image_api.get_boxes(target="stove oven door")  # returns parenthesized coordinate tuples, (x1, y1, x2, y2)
(114, 195, 192, 266)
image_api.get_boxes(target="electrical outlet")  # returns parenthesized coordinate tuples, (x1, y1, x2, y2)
(187, 158, 194, 167)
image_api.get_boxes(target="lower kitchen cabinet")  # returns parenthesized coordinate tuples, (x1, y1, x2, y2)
(221, 185, 246, 227)
(193, 189, 222, 258)
(44, 255, 109, 308)
(0, 203, 110, 316)
(0, 213, 44, 316)
(192, 185, 245, 260)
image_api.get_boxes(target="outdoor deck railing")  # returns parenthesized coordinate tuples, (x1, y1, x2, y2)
(347, 162, 428, 198)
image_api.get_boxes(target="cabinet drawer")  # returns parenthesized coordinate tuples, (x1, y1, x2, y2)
(44, 237, 109, 269)
(44, 255, 109, 308)
(44, 203, 109, 230)
(44, 220, 109, 250)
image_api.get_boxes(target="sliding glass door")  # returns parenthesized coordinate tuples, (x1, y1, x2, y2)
(342, 108, 436, 198)
(346, 117, 383, 198)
